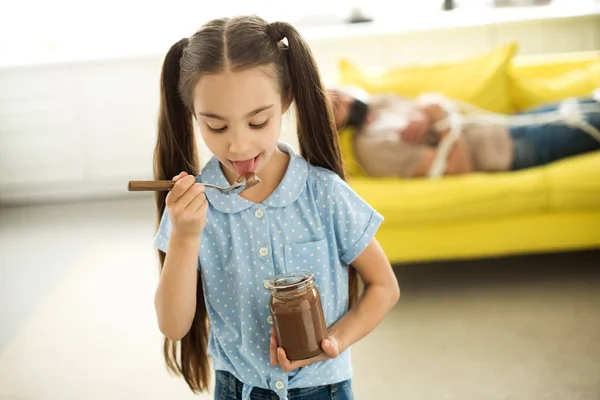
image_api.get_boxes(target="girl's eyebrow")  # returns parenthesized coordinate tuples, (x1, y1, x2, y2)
(198, 104, 274, 121)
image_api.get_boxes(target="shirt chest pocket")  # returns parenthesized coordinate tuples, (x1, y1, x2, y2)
(283, 238, 330, 273)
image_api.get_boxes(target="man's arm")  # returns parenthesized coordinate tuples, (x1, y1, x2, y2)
(410, 101, 473, 177)
(411, 136, 473, 177)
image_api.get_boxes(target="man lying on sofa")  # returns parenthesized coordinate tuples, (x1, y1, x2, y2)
(328, 86, 600, 178)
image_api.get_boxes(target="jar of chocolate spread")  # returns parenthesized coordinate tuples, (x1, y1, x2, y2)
(265, 271, 328, 360)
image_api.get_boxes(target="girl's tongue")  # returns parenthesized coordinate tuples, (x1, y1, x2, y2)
(232, 157, 257, 174)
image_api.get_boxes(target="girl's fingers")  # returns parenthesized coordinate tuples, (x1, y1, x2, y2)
(185, 191, 207, 213)
(276, 348, 292, 371)
(167, 175, 196, 205)
(270, 329, 280, 366)
(177, 182, 205, 209)
(173, 171, 188, 181)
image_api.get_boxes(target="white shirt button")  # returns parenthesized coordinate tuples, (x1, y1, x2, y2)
(259, 247, 269, 257)
(267, 315, 273, 325)
(263, 280, 270, 289)
(275, 380, 285, 390)
(254, 208, 264, 219)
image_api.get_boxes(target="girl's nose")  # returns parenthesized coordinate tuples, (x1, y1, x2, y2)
(228, 129, 251, 155)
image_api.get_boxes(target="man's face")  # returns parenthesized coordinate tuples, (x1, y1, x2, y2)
(327, 90, 355, 130)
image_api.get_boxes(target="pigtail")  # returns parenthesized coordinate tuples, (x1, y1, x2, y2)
(153, 38, 210, 393)
(267, 22, 360, 308)
(268, 22, 345, 179)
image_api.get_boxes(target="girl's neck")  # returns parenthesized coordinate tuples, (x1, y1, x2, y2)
(222, 148, 290, 204)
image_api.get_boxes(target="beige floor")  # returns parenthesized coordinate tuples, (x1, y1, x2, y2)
(1, 197, 599, 400)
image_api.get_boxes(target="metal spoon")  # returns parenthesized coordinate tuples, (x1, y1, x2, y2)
(128, 172, 261, 195)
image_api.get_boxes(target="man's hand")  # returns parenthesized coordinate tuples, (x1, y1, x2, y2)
(399, 108, 430, 144)
(419, 102, 447, 124)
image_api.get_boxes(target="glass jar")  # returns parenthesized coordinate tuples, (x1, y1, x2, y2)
(265, 270, 328, 360)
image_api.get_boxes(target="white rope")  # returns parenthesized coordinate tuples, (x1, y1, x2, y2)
(425, 95, 600, 177)
(428, 108, 462, 179)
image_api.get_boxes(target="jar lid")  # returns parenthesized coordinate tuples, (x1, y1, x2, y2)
(265, 270, 314, 293)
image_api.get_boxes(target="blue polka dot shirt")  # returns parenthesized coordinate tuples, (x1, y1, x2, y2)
(153, 142, 384, 400)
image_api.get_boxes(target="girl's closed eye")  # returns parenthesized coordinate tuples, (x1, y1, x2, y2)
(205, 120, 268, 132)
(207, 123, 227, 133)
(250, 119, 269, 129)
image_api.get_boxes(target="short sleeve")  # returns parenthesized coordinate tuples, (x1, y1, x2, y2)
(328, 176, 384, 265)
(153, 207, 172, 253)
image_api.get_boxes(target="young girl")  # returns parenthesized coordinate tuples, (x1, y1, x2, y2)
(151, 15, 400, 400)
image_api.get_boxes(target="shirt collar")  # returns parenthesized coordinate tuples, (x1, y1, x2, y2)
(200, 141, 309, 214)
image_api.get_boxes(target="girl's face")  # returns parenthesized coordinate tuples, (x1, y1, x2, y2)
(193, 67, 287, 180)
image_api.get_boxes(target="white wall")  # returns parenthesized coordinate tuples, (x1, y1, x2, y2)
(1, 8, 600, 205)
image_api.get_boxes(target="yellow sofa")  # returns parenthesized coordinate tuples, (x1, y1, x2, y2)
(337, 45, 600, 264)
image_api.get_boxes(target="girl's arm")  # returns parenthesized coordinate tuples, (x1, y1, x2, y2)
(328, 238, 400, 353)
(155, 233, 201, 341)
(154, 172, 208, 341)
(271, 237, 400, 372)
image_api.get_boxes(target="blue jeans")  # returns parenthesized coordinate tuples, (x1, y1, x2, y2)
(509, 98, 600, 170)
(214, 370, 354, 400)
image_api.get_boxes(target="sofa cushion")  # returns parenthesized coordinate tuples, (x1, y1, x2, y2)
(337, 42, 518, 114)
(510, 50, 600, 79)
(349, 168, 548, 225)
(349, 151, 600, 226)
(339, 126, 366, 178)
(544, 150, 600, 211)
(509, 59, 600, 111)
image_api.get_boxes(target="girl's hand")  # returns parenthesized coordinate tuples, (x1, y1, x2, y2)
(269, 327, 342, 372)
(165, 171, 208, 239)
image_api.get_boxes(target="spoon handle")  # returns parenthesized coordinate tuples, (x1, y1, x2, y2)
(128, 180, 175, 191)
